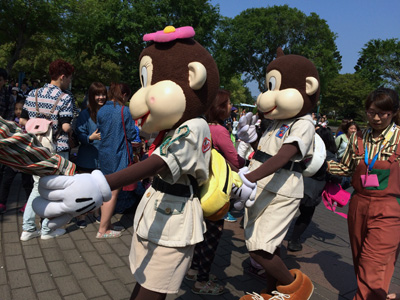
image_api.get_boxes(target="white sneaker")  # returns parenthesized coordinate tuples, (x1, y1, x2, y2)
(41, 228, 66, 240)
(20, 230, 41, 241)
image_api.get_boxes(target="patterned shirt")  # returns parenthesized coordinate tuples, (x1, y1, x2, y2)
(23, 83, 74, 152)
(0, 117, 76, 176)
(0, 86, 14, 120)
(328, 122, 400, 176)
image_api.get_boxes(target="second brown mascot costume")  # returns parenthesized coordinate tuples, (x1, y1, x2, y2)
(234, 48, 319, 300)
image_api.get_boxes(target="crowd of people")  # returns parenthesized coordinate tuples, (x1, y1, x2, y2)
(0, 61, 144, 241)
(0, 57, 399, 300)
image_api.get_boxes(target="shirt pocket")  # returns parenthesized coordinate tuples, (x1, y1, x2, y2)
(139, 190, 193, 245)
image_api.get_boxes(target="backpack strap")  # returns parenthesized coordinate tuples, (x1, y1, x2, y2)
(336, 134, 344, 151)
(34, 89, 64, 120)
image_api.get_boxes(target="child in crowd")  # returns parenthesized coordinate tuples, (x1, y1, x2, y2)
(0, 99, 33, 214)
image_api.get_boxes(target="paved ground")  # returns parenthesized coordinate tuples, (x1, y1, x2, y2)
(0, 175, 399, 300)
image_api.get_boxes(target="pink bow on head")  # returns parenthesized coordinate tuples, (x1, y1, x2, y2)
(143, 26, 195, 43)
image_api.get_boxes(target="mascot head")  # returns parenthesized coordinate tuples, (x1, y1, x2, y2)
(130, 26, 219, 133)
(257, 48, 320, 120)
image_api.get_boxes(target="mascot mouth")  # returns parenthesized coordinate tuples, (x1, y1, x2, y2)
(264, 106, 277, 115)
(136, 111, 150, 126)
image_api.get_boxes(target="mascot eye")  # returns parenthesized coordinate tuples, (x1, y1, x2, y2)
(141, 66, 148, 87)
(268, 77, 276, 91)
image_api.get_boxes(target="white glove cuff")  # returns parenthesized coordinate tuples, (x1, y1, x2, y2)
(239, 172, 256, 189)
(248, 134, 258, 144)
(91, 170, 112, 202)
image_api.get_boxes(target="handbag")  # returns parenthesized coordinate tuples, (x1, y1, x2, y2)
(121, 106, 137, 192)
(321, 182, 351, 218)
(25, 90, 63, 153)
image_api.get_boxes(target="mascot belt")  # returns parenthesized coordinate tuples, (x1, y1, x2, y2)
(253, 150, 303, 173)
(152, 177, 194, 198)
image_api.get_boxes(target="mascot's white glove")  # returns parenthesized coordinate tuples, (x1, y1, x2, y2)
(237, 112, 258, 143)
(232, 167, 257, 210)
(32, 170, 112, 229)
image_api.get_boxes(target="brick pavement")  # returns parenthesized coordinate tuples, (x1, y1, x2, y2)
(0, 175, 399, 300)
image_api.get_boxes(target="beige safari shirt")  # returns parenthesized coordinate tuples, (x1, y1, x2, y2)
(248, 114, 315, 198)
(134, 118, 211, 247)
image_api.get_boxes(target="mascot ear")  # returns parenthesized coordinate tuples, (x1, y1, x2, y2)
(305, 76, 319, 96)
(188, 62, 207, 90)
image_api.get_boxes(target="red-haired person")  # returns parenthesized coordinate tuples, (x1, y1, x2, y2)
(19, 59, 75, 241)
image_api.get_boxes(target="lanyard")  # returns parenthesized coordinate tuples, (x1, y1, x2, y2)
(364, 124, 396, 171)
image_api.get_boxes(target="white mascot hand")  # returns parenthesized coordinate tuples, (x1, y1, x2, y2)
(32, 170, 112, 229)
(232, 167, 257, 210)
(237, 112, 258, 143)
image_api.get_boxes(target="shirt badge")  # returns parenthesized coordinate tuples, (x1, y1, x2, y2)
(276, 124, 289, 139)
(202, 137, 211, 153)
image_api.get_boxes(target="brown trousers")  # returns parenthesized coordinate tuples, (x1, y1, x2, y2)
(349, 135, 400, 300)
(348, 194, 400, 300)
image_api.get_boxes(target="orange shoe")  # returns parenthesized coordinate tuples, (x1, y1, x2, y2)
(273, 269, 314, 300)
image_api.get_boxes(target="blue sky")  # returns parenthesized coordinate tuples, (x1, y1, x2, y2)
(210, 0, 400, 96)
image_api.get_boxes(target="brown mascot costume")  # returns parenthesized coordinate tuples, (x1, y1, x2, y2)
(233, 48, 319, 300)
(32, 26, 219, 300)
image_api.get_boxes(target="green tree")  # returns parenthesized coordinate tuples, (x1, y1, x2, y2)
(223, 73, 253, 105)
(0, 0, 63, 74)
(355, 38, 400, 90)
(213, 5, 341, 94)
(209, 16, 236, 87)
(60, 0, 128, 91)
(0, 0, 221, 93)
(120, 0, 220, 92)
(322, 73, 373, 121)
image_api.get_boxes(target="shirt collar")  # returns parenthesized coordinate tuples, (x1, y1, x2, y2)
(367, 122, 396, 141)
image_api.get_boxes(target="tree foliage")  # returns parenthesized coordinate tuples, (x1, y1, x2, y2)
(212, 5, 341, 94)
(355, 38, 400, 91)
(223, 74, 253, 105)
(0, 0, 63, 73)
(0, 0, 220, 94)
(1, 1, 351, 105)
(322, 73, 373, 121)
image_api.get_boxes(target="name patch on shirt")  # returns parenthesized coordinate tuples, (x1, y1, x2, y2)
(202, 137, 211, 153)
(276, 124, 289, 139)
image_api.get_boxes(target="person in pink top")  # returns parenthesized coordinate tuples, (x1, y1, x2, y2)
(185, 88, 245, 295)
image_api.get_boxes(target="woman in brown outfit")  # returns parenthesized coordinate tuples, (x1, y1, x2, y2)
(328, 88, 400, 300)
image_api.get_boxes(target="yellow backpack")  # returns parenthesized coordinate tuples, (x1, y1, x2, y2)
(197, 148, 242, 221)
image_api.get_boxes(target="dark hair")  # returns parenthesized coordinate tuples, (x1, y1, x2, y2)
(316, 127, 336, 154)
(108, 82, 131, 107)
(365, 88, 400, 114)
(49, 59, 74, 80)
(343, 121, 360, 135)
(205, 88, 230, 124)
(0, 68, 7, 80)
(88, 82, 107, 122)
(15, 95, 25, 105)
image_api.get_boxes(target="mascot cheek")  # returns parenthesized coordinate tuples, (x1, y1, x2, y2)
(143, 80, 186, 133)
(130, 88, 149, 120)
(260, 89, 304, 120)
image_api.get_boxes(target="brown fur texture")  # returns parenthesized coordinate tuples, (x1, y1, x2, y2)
(267, 48, 320, 118)
(140, 39, 220, 128)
